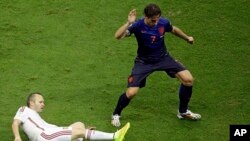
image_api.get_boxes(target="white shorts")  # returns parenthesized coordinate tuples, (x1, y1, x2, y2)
(38, 127, 72, 141)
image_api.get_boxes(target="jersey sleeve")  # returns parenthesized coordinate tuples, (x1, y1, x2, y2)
(127, 24, 135, 35)
(164, 19, 173, 32)
(127, 20, 140, 36)
(14, 106, 28, 123)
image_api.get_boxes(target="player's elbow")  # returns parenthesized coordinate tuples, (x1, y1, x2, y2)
(171, 26, 179, 34)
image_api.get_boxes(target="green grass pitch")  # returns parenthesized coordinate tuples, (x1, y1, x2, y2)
(0, 0, 249, 140)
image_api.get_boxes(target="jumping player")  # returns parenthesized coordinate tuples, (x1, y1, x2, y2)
(111, 3, 201, 127)
(12, 92, 130, 141)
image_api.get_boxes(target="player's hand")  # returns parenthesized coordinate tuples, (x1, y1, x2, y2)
(128, 9, 136, 24)
(187, 36, 194, 44)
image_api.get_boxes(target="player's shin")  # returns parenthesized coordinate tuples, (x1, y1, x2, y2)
(178, 84, 192, 113)
(113, 93, 131, 115)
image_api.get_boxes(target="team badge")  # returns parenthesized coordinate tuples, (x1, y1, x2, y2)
(158, 26, 165, 36)
(128, 75, 134, 83)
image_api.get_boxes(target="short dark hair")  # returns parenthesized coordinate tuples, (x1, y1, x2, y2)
(26, 92, 42, 107)
(144, 3, 161, 18)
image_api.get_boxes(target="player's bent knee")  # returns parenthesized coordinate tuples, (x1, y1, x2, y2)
(72, 128, 85, 139)
(126, 87, 139, 98)
(71, 122, 86, 139)
(182, 77, 194, 86)
(176, 71, 194, 86)
(126, 92, 136, 99)
(71, 122, 85, 130)
(76, 122, 85, 130)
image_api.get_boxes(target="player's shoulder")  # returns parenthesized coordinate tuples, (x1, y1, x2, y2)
(132, 18, 144, 26)
(158, 17, 171, 25)
(17, 106, 29, 113)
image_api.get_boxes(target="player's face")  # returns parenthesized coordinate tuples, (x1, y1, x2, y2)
(32, 94, 45, 113)
(144, 14, 160, 27)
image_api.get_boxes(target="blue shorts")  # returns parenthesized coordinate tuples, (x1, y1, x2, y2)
(127, 54, 186, 88)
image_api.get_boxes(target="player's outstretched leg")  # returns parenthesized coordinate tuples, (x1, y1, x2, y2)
(112, 92, 131, 127)
(114, 122, 130, 141)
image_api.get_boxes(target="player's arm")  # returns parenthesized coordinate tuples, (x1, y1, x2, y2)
(171, 26, 194, 44)
(12, 119, 22, 141)
(115, 9, 136, 39)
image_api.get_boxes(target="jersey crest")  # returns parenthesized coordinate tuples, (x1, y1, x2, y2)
(158, 26, 165, 36)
